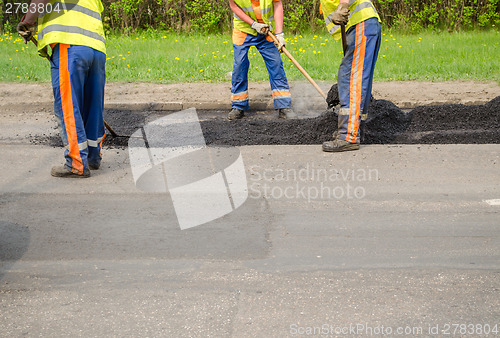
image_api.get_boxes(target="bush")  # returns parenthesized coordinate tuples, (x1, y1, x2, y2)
(374, 0, 500, 32)
(2, 0, 499, 33)
(105, 0, 233, 33)
(102, 0, 500, 33)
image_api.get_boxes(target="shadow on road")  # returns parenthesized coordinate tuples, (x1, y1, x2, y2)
(0, 221, 30, 281)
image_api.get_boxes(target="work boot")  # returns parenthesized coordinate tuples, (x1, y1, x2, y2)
(322, 139, 360, 153)
(51, 165, 90, 178)
(89, 162, 100, 170)
(228, 108, 244, 120)
(278, 108, 297, 119)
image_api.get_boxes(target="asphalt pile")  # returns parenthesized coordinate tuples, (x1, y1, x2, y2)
(201, 96, 500, 146)
(37, 94, 500, 148)
(399, 96, 500, 144)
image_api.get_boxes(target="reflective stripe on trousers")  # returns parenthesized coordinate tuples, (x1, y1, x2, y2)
(231, 32, 291, 110)
(337, 17, 381, 143)
(51, 44, 106, 173)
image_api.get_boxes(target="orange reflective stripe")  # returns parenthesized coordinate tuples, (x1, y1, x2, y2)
(232, 29, 247, 46)
(347, 22, 366, 143)
(100, 132, 106, 147)
(231, 92, 249, 101)
(347, 27, 358, 141)
(59, 44, 84, 174)
(272, 90, 291, 98)
(99, 131, 106, 157)
(352, 23, 366, 141)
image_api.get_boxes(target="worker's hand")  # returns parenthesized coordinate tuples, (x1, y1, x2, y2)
(331, 2, 350, 25)
(274, 33, 286, 51)
(38, 46, 49, 59)
(251, 21, 270, 35)
(17, 15, 36, 44)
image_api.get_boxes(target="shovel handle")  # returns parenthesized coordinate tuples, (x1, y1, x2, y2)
(268, 32, 327, 100)
(104, 120, 119, 138)
(341, 24, 347, 55)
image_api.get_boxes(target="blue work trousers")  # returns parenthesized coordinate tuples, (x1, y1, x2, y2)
(337, 17, 381, 143)
(50, 44, 106, 174)
(231, 33, 291, 110)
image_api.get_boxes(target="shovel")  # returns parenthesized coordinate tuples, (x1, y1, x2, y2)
(324, 25, 348, 109)
(268, 32, 327, 100)
(341, 24, 347, 55)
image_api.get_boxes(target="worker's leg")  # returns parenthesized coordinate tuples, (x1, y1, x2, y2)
(81, 47, 106, 169)
(337, 17, 381, 144)
(51, 44, 91, 175)
(231, 30, 252, 111)
(255, 35, 292, 110)
(360, 19, 381, 142)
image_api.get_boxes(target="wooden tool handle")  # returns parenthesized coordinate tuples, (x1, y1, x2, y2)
(268, 32, 327, 100)
(341, 24, 347, 55)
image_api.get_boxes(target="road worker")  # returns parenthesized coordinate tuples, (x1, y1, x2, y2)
(17, 0, 107, 177)
(320, 0, 381, 152)
(228, 0, 296, 120)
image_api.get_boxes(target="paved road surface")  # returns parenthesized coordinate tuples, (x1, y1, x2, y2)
(0, 108, 499, 336)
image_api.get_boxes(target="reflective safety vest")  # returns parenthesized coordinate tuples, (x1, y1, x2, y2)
(320, 0, 380, 40)
(233, 0, 276, 36)
(37, 0, 106, 54)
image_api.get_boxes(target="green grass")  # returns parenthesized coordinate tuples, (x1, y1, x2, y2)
(0, 30, 499, 83)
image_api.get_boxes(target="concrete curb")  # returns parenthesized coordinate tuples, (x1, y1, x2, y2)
(0, 98, 495, 114)
(104, 99, 492, 111)
(2, 81, 499, 114)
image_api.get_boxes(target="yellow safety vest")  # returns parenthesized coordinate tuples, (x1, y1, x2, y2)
(37, 0, 106, 54)
(233, 0, 276, 36)
(320, 0, 380, 40)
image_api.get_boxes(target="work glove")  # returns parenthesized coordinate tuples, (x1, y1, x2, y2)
(274, 33, 286, 51)
(38, 46, 50, 59)
(17, 15, 36, 44)
(251, 21, 270, 35)
(331, 2, 350, 25)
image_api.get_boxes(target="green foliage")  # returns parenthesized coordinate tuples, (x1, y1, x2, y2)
(185, 0, 228, 33)
(107, 0, 152, 33)
(2, 19, 16, 33)
(0, 0, 4, 34)
(373, 0, 500, 32)
(283, 0, 322, 32)
(104, 0, 232, 34)
(3, 0, 495, 34)
(1, 1, 28, 33)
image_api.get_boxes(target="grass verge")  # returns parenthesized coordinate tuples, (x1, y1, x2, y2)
(0, 30, 498, 83)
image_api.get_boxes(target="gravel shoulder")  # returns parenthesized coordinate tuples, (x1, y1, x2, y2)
(1, 81, 499, 113)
